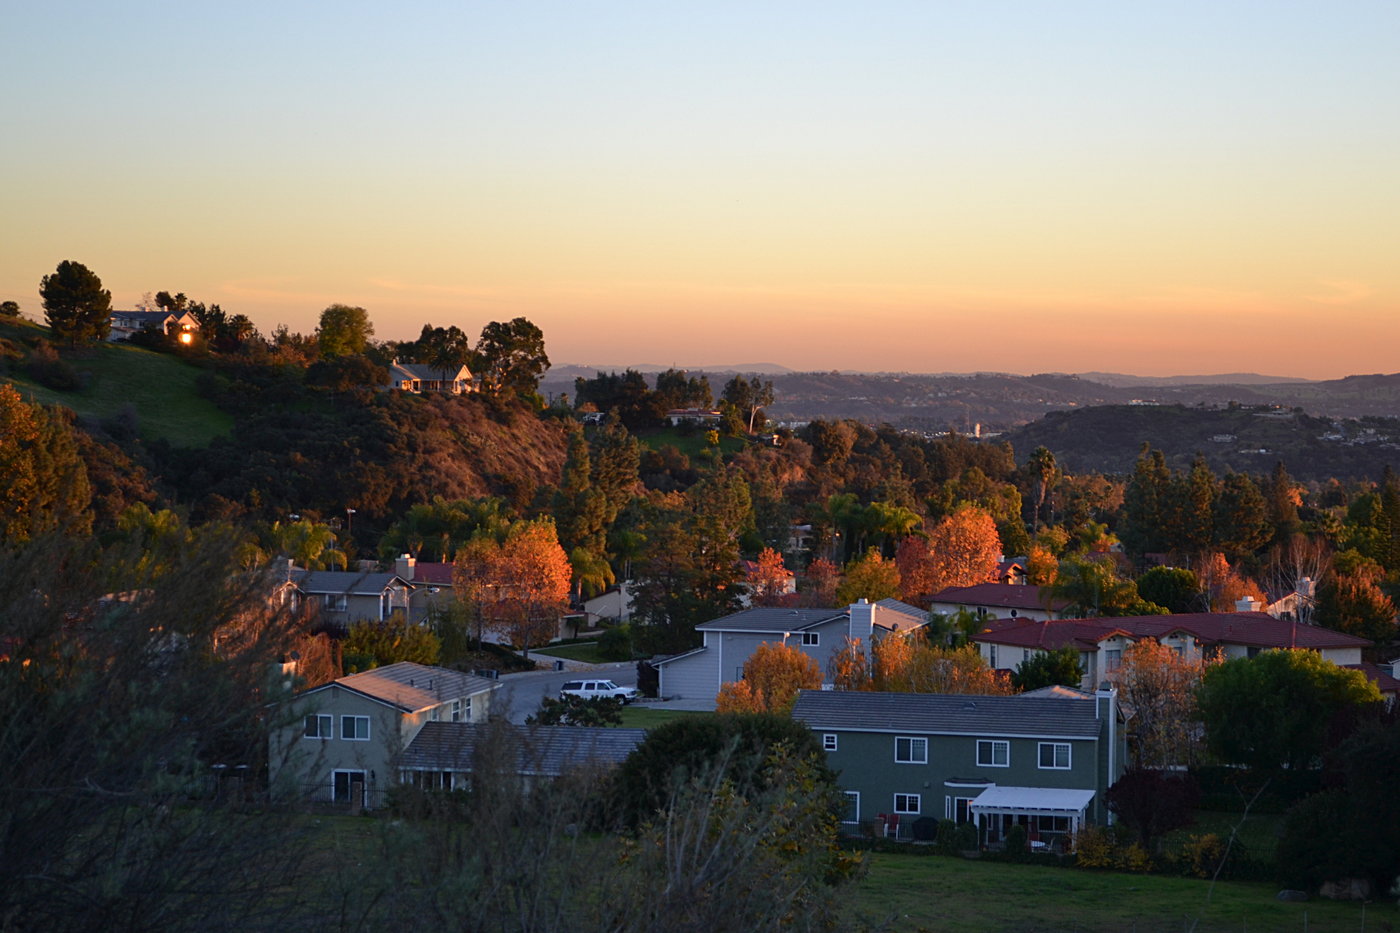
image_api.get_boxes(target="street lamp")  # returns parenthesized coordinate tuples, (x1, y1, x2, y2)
(345, 508, 356, 534)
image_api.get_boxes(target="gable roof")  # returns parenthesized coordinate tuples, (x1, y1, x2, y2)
(307, 661, 498, 713)
(406, 562, 454, 586)
(290, 570, 410, 596)
(400, 722, 647, 775)
(930, 583, 1067, 613)
(388, 361, 471, 382)
(696, 599, 929, 635)
(974, 612, 1372, 652)
(792, 689, 1103, 739)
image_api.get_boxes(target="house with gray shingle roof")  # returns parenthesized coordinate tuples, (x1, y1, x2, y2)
(269, 661, 500, 809)
(289, 569, 413, 628)
(792, 686, 1126, 846)
(400, 723, 647, 791)
(386, 360, 473, 395)
(651, 598, 927, 708)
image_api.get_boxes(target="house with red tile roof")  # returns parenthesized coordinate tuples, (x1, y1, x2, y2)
(973, 611, 1373, 692)
(929, 583, 1069, 624)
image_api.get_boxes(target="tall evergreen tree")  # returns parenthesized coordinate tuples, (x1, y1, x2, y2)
(1120, 446, 1171, 556)
(40, 260, 111, 345)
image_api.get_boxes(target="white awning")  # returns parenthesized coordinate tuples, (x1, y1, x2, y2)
(968, 786, 1095, 818)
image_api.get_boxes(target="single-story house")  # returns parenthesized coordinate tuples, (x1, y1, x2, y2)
(269, 661, 499, 809)
(108, 309, 201, 343)
(973, 611, 1374, 691)
(386, 361, 473, 395)
(928, 583, 1068, 623)
(399, 722, 647, 791)
(793, 686, 1126, 846)
(664, 408, 722, 426)
(652, 598, 927, 708)
(393, 554, 455, 622)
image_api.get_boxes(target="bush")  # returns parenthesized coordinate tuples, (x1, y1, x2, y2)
(25, 343, 83, 390)
(934, 819, 960, 855)
(1005, 823, 1027, 857)
(1179, 833, 1227, 879)
(1073, 826, 1116, 868)
(597, 625, 633, 661)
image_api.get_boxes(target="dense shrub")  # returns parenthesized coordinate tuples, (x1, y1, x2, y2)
(597, 624, 633, 661)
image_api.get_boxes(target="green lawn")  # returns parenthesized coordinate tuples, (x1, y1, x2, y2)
(615, 705, 712, 729)
(530, 641, 610, 664)
(845, 852, 1375, 933)
(635, 426, 745, 458)
(3, 320, 231, 447)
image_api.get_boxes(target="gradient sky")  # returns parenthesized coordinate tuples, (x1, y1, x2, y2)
(3, 2, 1397, 378)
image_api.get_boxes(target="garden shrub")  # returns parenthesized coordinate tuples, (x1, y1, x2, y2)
(1005, 823, 1027, 858)
(1073, 826, 1116, 868)
(1180, 833, 1227, 878)
(934, 819, 960, 855)
(597, 625, 633, 661)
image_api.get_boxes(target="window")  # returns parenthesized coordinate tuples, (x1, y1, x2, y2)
(332, 770, 366, 805)
(341, 715, 370, 741)
(895, 736, 928, 764)
(976, 740, 1009, 767)
(823, 733, 838, 751)
(988, 644, 998, 668)
(948, 796, 976, 823)
(893, 793, 921, 814)
(800, 632, 819, 646)
(304, 714, 332, 739)
(463, 696, 472, 720)
(1105, 648, 1122, 671)
(450, 699, 463, 722)
(322, 593, 347, 613)
(842, 791, 860, 824)
(1038, 742, 1071, 769)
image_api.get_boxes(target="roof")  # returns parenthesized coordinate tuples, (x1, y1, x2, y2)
(792, 689, 1104, 740)
(389, 361, 471, 381)
(930, 583, 1067, 613)
(290, 570, 409, 596)
(408, 562, 454, 586)
(697, 607, 846, 633)
(648, 645, 708, 667)
(696, 599, 928, 635)
(400, 722, 647, 775)
(312, 661, 499, 713)
(968, 785, 1097, 816)
(974, 612, 1373, 652)
(1344, 662, 1400, 694)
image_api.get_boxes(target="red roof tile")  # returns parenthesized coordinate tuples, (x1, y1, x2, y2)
(975, 612, 1372, 651)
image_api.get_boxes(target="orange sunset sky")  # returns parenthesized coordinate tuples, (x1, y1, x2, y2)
(3, 2, 1397, 379)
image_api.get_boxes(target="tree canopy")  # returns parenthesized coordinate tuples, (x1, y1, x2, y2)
(316, 304, 374, 357)
(40, 259, 111, 345)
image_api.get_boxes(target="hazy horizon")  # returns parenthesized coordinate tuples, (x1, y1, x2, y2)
(4, 2, 1396, 380)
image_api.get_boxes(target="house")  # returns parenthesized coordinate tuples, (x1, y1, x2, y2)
(651, 598, 927, 707)
(995, 559, 1028, 586)
(581, 582, 635, 626)
(386, 360, 473, 395)
(928, 583, 1067, 624)
(393, 554, 455, 622)
(108, 309, 201, 343)
(399, 723, 647, 791)
(664, 408, 722, 426)
(973, 611, 1374, 691)
(290, 569, 413, 628)
(269, 661, 500, 808)
(793, 686, 1125, 846)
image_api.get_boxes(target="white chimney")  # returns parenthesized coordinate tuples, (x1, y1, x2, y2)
(848, 598, 875, 646)
(396, 553, 416, 581)
(1235, 596, 1262, 612)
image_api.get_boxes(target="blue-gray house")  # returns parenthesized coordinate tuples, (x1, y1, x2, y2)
(792, 686, 1126, 847)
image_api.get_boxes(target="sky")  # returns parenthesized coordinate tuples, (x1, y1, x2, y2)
(3, 1, 1397, 379)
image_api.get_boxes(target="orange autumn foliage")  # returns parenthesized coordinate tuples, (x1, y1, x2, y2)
(715, 640, 823, 714)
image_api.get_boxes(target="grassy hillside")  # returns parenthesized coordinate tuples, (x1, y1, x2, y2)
(0, 317, 232, 447)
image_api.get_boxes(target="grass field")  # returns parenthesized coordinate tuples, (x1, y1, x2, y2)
(615, 705, 711, 729)
(845, 852, 1373, 933)
(635, 425, 745, 457)
(2, 319, 232, 447)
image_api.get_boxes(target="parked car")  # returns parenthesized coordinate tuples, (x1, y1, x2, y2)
(559, 679, 639, 703)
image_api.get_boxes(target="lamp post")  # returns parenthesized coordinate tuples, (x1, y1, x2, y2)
(345, 508, 356, 535)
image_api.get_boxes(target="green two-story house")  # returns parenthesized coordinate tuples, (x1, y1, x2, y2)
(792, 686, 1126, 848)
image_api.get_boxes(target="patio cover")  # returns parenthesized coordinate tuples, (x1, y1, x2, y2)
(968, 786, 1096, 832)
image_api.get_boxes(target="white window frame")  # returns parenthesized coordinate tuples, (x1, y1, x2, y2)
(947, 796, 976, 823)
(304, 714, 332, 739)
(841, 790, 860, 824)
(331, 769, 367, 806)
(893, 793, 921, 815)
(823, 733, 838, 751)
(800, 631, 819, 646)
(895, 736, 928, 764)
(322, 593, 347, 613)
(977, 739, 1009, 767)
(1038, 742, 1072, 770)
(988, 643, 998, 668)
(450, 699, 463, 722)
(341, 715, 370, 741)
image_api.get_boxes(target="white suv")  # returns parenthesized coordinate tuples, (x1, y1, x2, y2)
(559, 679, 640, 704)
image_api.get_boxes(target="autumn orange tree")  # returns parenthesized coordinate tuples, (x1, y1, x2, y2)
(896, 505, 1001, 604)
(452, 519, 572, 657)
(1110, 638, 1211, 768)
(716, 641, 822, 714)
(745, 547, 792, 607)
(830, 634, 1010, 696)
(799, 557, 841, 607)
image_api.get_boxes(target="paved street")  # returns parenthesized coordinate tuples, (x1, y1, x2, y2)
(490, 660, 640, 724)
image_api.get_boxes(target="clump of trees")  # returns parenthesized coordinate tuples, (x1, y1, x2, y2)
(716, 641, 822, 714)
